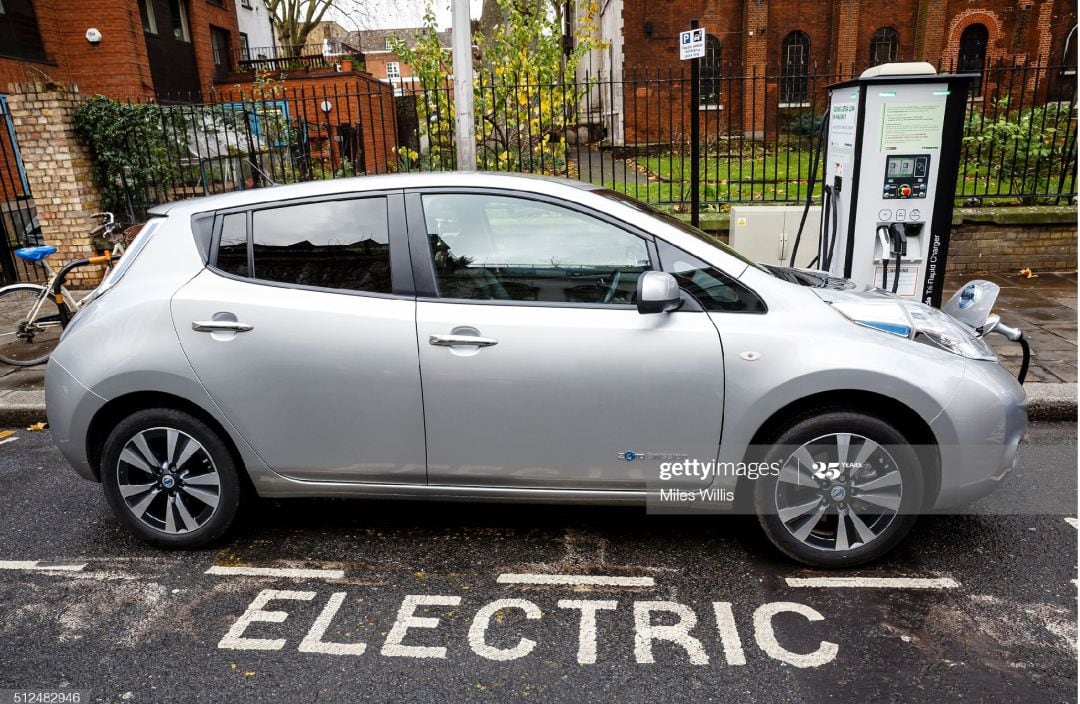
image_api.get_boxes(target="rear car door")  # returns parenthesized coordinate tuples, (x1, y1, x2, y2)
(408, 190, 728, 491)
(171, 192, 426, 483)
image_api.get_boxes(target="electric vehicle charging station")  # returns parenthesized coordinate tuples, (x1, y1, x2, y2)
(817, 63, 972, 307)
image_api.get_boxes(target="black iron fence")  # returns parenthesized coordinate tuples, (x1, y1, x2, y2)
(92, 60, 1076, 224)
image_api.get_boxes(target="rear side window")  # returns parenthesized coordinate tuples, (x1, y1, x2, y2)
(216, 213, 248, 277)
(211, 198, 393, 294)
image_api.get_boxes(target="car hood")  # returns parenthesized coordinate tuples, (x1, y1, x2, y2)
(764, 265, 895, 304)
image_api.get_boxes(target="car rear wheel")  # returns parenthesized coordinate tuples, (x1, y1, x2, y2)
(101, 408, 240, 548)
(754, 410, 924, 568)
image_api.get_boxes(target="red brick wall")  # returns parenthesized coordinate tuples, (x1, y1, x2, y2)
(1, 0, 242, 99)
(948, 221, 1078, 274)
(214, 73, 398, 174)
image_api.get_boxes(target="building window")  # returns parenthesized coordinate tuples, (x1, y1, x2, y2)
(869, 27, 899, 66)
(241, 0, 253, 7)
(171, 0, 191, 42)
(140, 0, 158, 34)
(957, 23, 988, 96)
(780, 30, 810, 105)
(700, 35, 722, 107)
(239, 32, 250, 61)
(386, 61, 400, 79)
(211, 26, 231, 78)
(0, 0, 46, 61)
(385, 37, 393, 51)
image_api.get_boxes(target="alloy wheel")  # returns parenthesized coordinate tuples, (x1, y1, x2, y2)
(773, 432, 903, 552)
(115, 427, 221, 534)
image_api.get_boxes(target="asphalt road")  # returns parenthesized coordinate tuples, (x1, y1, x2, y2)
(0, 424, 1076, 703)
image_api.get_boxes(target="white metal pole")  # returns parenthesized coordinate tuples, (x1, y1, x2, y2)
(451, 0, 476, 171)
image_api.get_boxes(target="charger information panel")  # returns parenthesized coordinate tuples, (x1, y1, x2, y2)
(882, 154, 930, 199)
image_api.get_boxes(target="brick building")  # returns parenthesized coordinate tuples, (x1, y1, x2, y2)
(578, 0, 1078, 142)
(0, 0, 241, 99)
(346, 27, 453, 92)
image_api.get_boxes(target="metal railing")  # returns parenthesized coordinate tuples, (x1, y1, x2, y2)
(234, 42, 363, 73)
(97, 60, 1076, 223)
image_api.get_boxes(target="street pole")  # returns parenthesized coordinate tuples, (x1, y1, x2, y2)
(689, 19, 700, 228)
(451, 0, 476, 172)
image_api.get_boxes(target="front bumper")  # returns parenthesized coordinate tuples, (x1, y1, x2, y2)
(930, 359, 1027, 508)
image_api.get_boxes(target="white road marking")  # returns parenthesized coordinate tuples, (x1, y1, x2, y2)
(205, 565, 345, 580)
(0, 560, 86, 572)
(0, 436, 18, 446)
(468, 598, 542, 661)
(497, 573, 655, 587)
(754, 602, 839, 668)
(1064, 517, 1078, 529)
(785, 576, 960, 589)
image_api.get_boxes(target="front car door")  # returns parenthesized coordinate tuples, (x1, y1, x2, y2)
(408, 190, 727, 491)
(171, 192, 426, 483)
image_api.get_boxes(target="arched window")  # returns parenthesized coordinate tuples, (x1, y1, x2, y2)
(957, 23, 989, 95)
(869, 27, 899, 66)
(700, 35, 723, 107)
(781, 31, 810, 105)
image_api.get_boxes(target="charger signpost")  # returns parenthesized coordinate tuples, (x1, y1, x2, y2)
(680, 22, 704, 227)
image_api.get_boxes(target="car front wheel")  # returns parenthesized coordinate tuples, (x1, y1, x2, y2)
(101, 408, 240, 548)
(754, 411, 924, 568)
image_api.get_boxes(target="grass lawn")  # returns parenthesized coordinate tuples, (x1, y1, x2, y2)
(600, 147, 1076, 209)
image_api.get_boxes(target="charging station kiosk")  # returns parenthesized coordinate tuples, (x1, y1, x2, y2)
(818, 63, 971, 307)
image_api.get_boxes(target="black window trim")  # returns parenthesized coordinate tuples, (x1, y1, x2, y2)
(204, 189, 413, 300)
(404, 187, 714, 311)
(656, 239, 768, 315)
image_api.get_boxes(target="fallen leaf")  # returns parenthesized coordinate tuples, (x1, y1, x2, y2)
(1018, 267, 1039, 278)
(26, 422, 47, 431)
(243, 671, 256, 677)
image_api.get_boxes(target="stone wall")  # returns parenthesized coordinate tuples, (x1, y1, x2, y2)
(947, 216, 1077, 275)
(6, 83, 106, 286)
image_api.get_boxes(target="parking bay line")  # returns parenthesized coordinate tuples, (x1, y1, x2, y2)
(785, 577, 960, 589)
(497, 573, 655, 587)
(1064, 517, 1078, 529)
(0, 560, 87, 572)
(205, 565, 345, 580)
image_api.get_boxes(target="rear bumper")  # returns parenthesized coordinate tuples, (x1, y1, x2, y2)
(44, 358, 105, 481)
(931, 359, 1027, 509)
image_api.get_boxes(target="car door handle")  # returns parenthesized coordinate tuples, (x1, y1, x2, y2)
(429, 334, 498, 348)
(192, 320, 254, 333)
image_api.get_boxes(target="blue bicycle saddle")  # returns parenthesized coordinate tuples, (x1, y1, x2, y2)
(14, 245, 57, 262)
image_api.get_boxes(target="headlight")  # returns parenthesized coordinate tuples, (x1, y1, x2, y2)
(900, 300, 996, 360)
(830, 298, 996, 360)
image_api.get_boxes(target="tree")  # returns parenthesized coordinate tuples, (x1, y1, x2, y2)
(264, 0, 337, 48)
(393, 0, 605, 174)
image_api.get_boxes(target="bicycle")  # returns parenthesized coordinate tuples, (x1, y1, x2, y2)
(0, 212, 131, 366)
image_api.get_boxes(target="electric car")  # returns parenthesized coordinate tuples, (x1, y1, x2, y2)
(44, 173, 1027, 567)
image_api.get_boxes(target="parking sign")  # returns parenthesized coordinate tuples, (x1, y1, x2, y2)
(679, 28, 705, 60)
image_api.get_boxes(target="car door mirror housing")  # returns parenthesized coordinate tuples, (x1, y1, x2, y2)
(636, 271, 683, 314)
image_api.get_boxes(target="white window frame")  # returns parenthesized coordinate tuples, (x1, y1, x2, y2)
(386, 61, 401, 79)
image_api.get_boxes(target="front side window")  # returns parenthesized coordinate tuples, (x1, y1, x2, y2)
(170, 0, 191, 42)
(141, 0, 158, 34)
(386, 61, 400, 78)
(422, 194, 651, 305)
(957, 23, 989, 96)
(657, 240, 766, 313)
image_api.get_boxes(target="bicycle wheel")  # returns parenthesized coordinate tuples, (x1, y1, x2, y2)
(0, 284, 64, 366)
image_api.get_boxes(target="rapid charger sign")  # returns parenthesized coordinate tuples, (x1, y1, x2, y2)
(219, 588, 839, 669)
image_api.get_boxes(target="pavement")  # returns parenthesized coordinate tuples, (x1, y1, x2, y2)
(0, 270, 1073, 425)
(0, 423, 1075, 702)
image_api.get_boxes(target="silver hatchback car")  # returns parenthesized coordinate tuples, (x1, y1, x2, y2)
(45, 173, 1026, 567)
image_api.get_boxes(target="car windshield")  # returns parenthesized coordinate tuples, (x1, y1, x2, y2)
(594, 189, 775, 276)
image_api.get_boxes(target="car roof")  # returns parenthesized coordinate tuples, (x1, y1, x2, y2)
(147, 172, 602, 217)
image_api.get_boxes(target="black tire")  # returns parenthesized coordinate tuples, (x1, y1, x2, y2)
(101, 408, 241, 548)
(0, 284, 63, 366)
(754, 410, 924, 568)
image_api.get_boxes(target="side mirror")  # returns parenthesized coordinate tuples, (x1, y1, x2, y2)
(942, 279, 1000, 330)
(636, 271, 683, 314)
